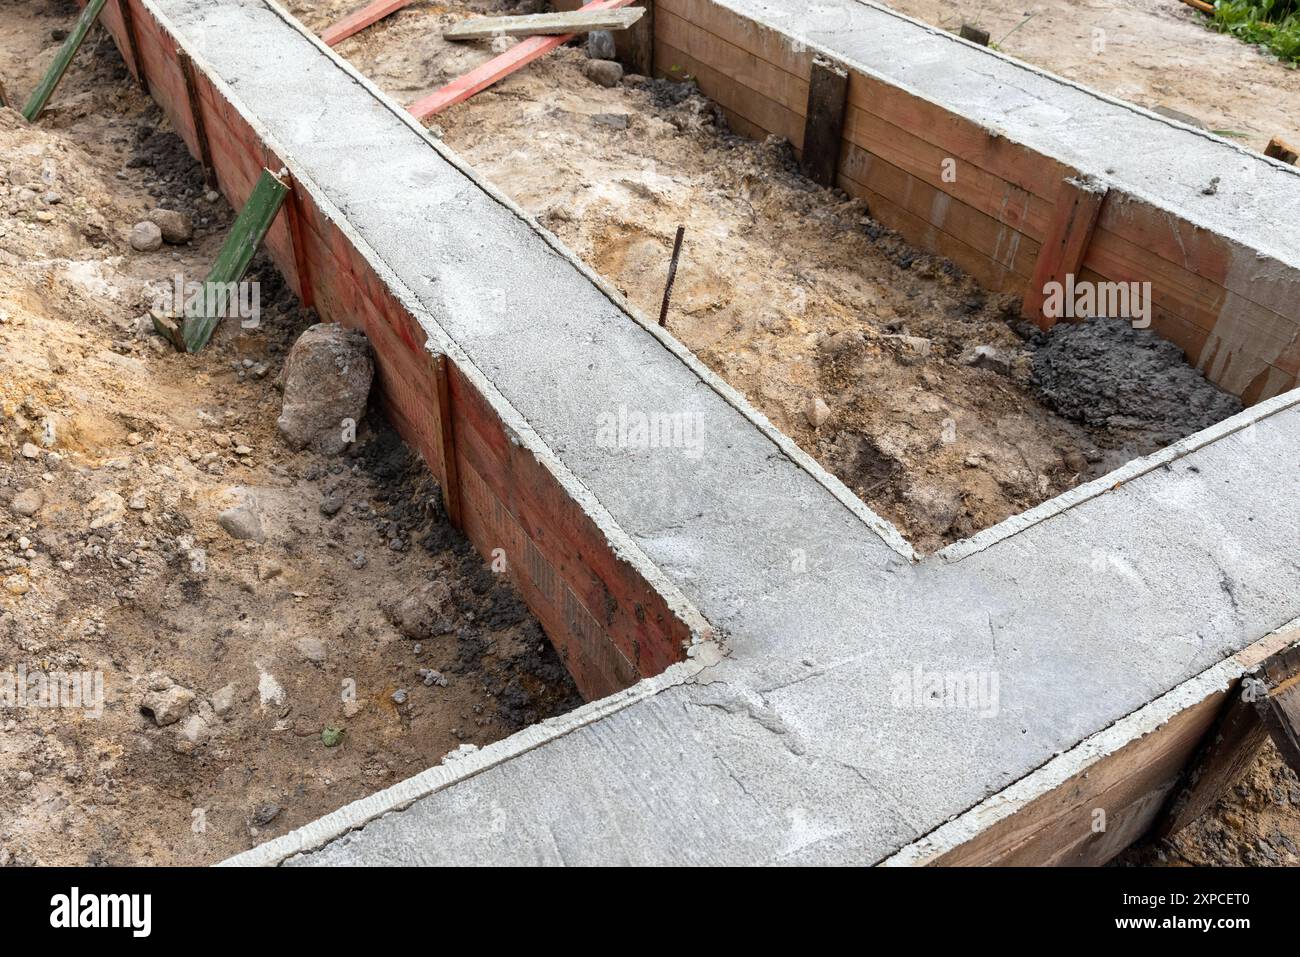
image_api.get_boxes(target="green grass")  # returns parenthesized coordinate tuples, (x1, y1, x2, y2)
(1208, 0, 1300, 64)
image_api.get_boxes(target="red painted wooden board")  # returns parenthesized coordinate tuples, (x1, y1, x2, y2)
(408, 0, 636, 120)
(321, 0, 416, 47)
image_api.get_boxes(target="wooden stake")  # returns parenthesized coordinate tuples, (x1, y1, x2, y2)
(116, 0, 149, 94)
(322, 0, 417, 47)
(282, 171, 315, 311)
(176, 49, 217, 189)
(1155, 639, 1300, 838)
(613, 0, 654, 77)
(800, 56, 849, 188)
(432, 355, 463, 529)
(959, 24, 990, 46)
(1021, 176, 1108, 329)
(408, 0, 636, 120)
(22, 0, 109, 121)
(1264, 136, 1299, 166)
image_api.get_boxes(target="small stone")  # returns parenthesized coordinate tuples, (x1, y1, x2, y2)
(21, 443, 40, 460)
(350, 551, 367, 570)
(148, 208, 193, 244)
(10, 488, 44, 517)
(129, 221, 163, 252)
(319, 490, 345, 516)
(218, 502, 264, 542)
(391, 689, 408, 705)
(249, 802, 281, 827)
(4, 575, 30, 597)
(277, 324, 374, 455)
(176, 713, 211, 745)
(126, 432, 143, 446)
(805, 395, 831, 429)
(140, 685, 195, 726)
(212, 683, 238, 717)
(86, 490, 126, 530)
(960, 344, 1012, 375)
(295, 636, 326, 664)
(592, 112, 630, 130)
(586, 29, 616, 60)
(259, 561, 283, 581)
(418, 668, 448, 688)
(128, 490, 147, 511)
(321, 726, 344, 747)
(583, 58, 624, 88)
(204, 190, 220, 203)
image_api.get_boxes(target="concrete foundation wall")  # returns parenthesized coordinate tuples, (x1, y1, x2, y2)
(85, 0, 1300, 865)
(93, 0, 710, 701)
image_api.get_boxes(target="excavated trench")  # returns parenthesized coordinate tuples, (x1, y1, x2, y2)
(291, 0, 1243, 555)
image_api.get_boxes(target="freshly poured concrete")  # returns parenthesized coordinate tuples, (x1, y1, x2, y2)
(142, 0, 1300, 864)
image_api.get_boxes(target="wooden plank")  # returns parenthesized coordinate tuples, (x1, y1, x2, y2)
(1253, 643, 1300, 775)
(444, 9, 644, 41)
(656, 0, 810, 80)
(838, 142, 1041, 283)
(1022, 176, 1108, 328)
(432, 354, 463, 529)
(1156, 638, 1300, 837)
(843, 106, 1052, 238)
(22, 0, 108, 120)
(321, 0, 416, 47)
(281, 171, 315, 310)
(116, 0, 149, 93)
(654, 39, 804, 148)
(657, 7, 807, 117)
(614, 0, 654, 76)
(176, 49, 217, 189)
(800, 56, 848, 188)
(409, 0, 636, 119)
(958, 24, 990, 46)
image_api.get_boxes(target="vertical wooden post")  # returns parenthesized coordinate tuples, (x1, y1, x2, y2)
(1154, 640, 1300, 839)
(959, 24, 991, 46)
(176, 49, 217, 189)
(614, 0, 654, 77)
(1264, 136, 1298, 166)
(800, 56, 848, 189)
(116, 0, 149, 94)
(1021, 176, 1108, 329)
(281, 171, 315, 311)
(432, 355, 463, 529)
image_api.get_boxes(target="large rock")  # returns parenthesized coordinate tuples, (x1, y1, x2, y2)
(277, 324, 373, 455)
(148, 208, 193, 244)
(583, 58, 624, 88)
(129, 221, 163, 252)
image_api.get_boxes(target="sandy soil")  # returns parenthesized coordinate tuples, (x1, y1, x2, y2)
(0, 0, 579, 866)
(886, 0, 1300, 153)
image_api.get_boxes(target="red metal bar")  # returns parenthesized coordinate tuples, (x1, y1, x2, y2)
(321, 0, 416, 47)
(407, 0, 634, 121)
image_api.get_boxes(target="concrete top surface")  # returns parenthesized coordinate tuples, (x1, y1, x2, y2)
(723, 0, 1300, 273)
(147, 0, 1300, 864)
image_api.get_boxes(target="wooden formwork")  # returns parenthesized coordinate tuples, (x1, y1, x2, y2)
(88, 0, 701, 702)
(561, 0, 1300, 406)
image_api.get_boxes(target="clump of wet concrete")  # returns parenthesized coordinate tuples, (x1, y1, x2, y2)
(1030, 317, 1242, 447)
